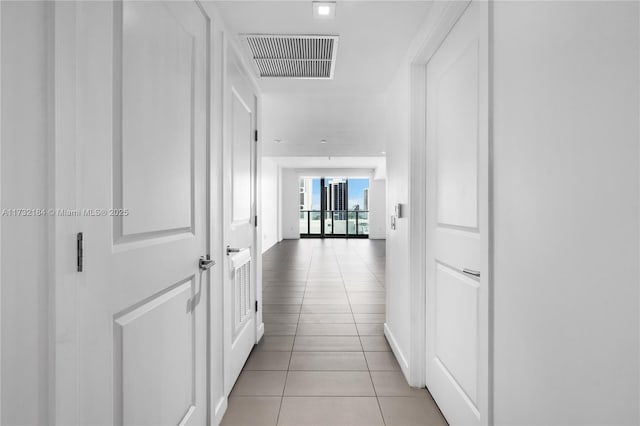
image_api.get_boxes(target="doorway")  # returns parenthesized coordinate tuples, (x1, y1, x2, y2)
(299, 177, 370, 238)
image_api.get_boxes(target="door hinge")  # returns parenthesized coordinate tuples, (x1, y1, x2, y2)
(254, 130, 258, 142)
(254, 215, 258, 227)
(77, 232, 83, 272)
(255, 300, 258, 312)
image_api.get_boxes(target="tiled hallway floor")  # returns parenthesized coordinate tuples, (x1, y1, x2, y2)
(221, 239, 447, 426)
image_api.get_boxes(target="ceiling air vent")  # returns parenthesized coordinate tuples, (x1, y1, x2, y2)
(242, 34, 339, 79)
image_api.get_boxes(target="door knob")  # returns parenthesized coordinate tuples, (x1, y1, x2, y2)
(199, 255, 215, 271)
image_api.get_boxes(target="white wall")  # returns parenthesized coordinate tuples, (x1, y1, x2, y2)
(281, 168, 300, 239)
(261, 157, 280, 252)
(387, 1, 640, 423)
(368, 178, 386, 240)
(382, 63, 412, 375)
(492, 2, 639, 424)
(1, 2, 50, 424)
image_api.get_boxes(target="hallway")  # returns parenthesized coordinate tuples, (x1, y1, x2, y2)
(221, 240, 447, 425)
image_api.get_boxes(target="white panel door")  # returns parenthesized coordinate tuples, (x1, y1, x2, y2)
(223, 46, 258, 395)
(425, 1, 489, 425)
(75, 1, 210, 424)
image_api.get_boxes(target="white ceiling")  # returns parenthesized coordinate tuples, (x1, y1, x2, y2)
(267, 155, 384, 169)
(265, 156, 387, 178)
(214, 1, 433, 95)
(213, 1, 433, 160)
(260, 92, 388, 156)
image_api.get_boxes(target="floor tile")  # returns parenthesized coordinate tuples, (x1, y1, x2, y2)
(262, 304, 302, 314)
(263, 313, 300, 324)
(296, 323, 358, 336)
(289, 352, 368, 371)
(353, 313, 386, 324)
(301, 304, 352, 314)
(244, 350, 291, 370)
(348, 295, 385, 304)
(264, 323, 297, 336)
(360, 336, 391, 351)
(284, 371, 375, 396)
(350, 304, 385, 314)
(278, 397, 384, 425)
(356, 323, 384, 336)
(364, 352, 400, 371)
(293, 336, 362, 352)
(299, 314, 354, 324)
(378, 396, 448, 425)
(304, 291, 347, 298)
(231, 371, 287, 396)
(256, 336, 295, 351)
(220, 397, 281, 425)
(266, 297, 303, 305)
(370, 371, 427, 396)
(302, 298, 349, 305)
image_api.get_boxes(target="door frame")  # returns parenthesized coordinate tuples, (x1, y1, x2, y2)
(406, 1, 494, 422)
(220, 32, 263, 394)
(49, 2, 215, 423)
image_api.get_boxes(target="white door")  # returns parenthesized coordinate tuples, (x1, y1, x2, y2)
(425, 1, 489, 425)
(223, 46, 258, 395)
(75, 1, 210, 424)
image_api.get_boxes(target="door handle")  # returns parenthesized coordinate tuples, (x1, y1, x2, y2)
(226, 245, 241, 256)
(462, 268, 480, 278)
(199, 255, 215, 271)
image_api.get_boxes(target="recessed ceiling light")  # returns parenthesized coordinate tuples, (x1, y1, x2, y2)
(380, 151, 386, 154)
(313, 2, 336, 19)
(273, 139, 283, 144)
(320, 139, 327, 144)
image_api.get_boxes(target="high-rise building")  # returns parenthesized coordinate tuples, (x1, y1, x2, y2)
(363, 188, 369, 211)
(326, 179, 346, 211)
(299, 178, 313, 210)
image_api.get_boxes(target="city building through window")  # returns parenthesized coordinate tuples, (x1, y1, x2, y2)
(299, 177, 370, 238)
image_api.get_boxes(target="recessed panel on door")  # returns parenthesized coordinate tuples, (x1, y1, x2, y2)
(436, 41, 479, 229)
(435, 263, 479, 406)
(114, 279, 196, 425)
(117, 1, 195, 240)
(231, 87, 252, 223)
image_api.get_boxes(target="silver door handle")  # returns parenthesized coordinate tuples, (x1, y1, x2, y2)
(199, 255, 215, 271)
(462, 268, 480, 278)
(226, 245, 241, 256)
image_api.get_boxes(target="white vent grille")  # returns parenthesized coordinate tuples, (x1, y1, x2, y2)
(243, 35, 339, 79)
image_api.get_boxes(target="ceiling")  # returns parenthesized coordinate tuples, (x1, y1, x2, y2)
(267, 155, 384, 169)
(265, 156, 386, 178)
(214, 1, 433, 95)
(260, 92, 388, 156)
(213, 1, 433, 162)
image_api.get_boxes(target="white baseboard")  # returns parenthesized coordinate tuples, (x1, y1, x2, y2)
(256, 321, 264, 342)
(213, 396, 227, 426)
(384, 323, 410, 379)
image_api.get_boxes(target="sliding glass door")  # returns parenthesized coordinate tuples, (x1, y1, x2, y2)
(299, 177, 369, 238)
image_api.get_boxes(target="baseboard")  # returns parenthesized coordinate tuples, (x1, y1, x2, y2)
(213, 396, 227, 426)
(384, 323, 410, 380)
(256, 321, 264, 342)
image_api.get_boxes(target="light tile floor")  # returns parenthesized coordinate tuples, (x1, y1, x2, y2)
(221, 239, 448, 426)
